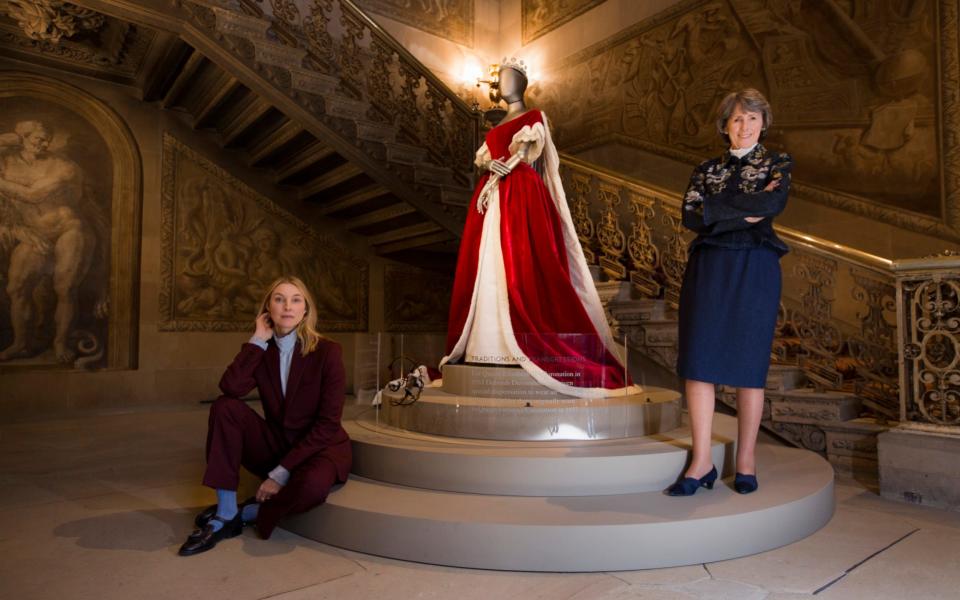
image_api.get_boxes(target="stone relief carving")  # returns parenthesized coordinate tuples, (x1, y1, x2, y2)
(0, 8, 154, 79)
(521, 0, 606, 44)
(160, 134, 368, 332)
(0, 72, 140, 371)
(1, 0, 104, 42)
(383, 264, 451, 332)
(353, 0, 474, 47)
(529, 0, 959, 239)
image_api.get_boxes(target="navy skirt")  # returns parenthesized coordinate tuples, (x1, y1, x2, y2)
(676, 244, 782, 388)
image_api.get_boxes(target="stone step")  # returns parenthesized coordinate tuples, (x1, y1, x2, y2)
(608, 296, 670, 323)
(347, 413, 732, 496)
(283, 421, 835, 571)
(772, 388, 862, 425)
(384, 141, 428, 165)
(356, 120, 398, 143)
(323, 94, 369, 121)
(640, 320, 679, 347)
(289, 67, 339, 95)
(765, 364, 807, 392)
(415, 163, 459, 186)
(211, 5, 271, 38)
(377, 382, 682, 441)
(251, 38, 306, 69)
(439, 185, 473, 207)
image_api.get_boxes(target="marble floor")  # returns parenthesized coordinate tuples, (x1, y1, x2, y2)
(1, 405, 959, 600)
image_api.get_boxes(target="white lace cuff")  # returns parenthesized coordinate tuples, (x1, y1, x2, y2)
(474, 142, 491, 168)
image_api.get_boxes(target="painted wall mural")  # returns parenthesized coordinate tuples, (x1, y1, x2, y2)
(160, 134, 368, 332)
(521, 0, 607, 44)
(383, 264, 451, 332)
(353, 0, 474, 47)
(528, 0, 960, 239)
(0, 72, 139, 370)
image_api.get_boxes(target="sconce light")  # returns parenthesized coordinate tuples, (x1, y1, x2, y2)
(476, 63, 501, 105)
(476, 63, 506, 125)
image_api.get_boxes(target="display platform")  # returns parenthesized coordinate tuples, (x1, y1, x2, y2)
(377, 364, 682, 441)
(283, 412, 835, 571)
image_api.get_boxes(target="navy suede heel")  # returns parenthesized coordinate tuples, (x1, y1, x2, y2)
(734, 472, 758, 494)
(667, 466, 718, 496)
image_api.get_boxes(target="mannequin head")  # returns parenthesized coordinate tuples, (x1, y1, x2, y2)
(498, 66, 528, 104)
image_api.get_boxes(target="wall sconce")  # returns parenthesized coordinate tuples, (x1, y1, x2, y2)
(476, 63, 506, 125)
(476, 63, 501, 105)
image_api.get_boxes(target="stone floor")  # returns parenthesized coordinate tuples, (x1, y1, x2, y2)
(1, 406, 959, 600)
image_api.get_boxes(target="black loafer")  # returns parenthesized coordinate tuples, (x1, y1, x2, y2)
(193, 504, 217, 529)
(178, 514, 243, 556)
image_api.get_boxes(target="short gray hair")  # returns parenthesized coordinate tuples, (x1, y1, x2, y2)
(715, 89, 772, 142)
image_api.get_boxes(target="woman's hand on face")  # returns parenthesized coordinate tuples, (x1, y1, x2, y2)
(256, 477, 282, 502)
(254, 312, 274, 342)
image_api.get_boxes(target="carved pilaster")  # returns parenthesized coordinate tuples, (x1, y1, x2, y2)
(597, 182, 627, 280)
(627, 192, 660, 298)
(567, 171, 596, 264)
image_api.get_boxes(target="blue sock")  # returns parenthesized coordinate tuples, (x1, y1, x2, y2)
(241, 502, 260, 523)
(210, 489, 238, 532)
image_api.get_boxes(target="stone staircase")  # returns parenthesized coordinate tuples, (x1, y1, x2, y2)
(86, 0, 478, 262)
(604, 283, 887, 487)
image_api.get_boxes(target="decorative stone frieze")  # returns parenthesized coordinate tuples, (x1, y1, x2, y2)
(4, 0, 104, 42)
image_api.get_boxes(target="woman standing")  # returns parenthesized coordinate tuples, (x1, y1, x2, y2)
(179, 276, 351, 555)
(669, 89, 793, 496)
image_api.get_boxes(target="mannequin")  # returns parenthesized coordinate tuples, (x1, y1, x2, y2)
(442, 58, 638, 398)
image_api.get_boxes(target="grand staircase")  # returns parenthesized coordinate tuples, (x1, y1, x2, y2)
(79, 0, 479, 263)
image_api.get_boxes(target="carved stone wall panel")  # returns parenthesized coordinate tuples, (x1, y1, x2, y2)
(160, 134, 368, 332)
(383, 264, 451, 332)
(0, 13, 155, 82)
(521, 0, 606, 44)
(353, 0, 474, 47)
(527, 0, 960, 241)
(0, 72, 140, 371)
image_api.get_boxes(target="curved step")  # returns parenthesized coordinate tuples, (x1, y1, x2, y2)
(347, 415, 734, 496)
(378, 385, 682, 441)
(283, 442, 835, 571)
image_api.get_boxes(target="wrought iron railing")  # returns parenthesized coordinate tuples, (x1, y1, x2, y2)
(559, 152, 906, 421)
(216, 0, 481, 182)
(895, 255, 960, 432)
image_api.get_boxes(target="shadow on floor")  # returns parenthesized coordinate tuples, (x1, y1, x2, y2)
(52, 506, 313, 557)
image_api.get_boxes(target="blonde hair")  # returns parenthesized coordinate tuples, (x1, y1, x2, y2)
(258, 276, 325, 356)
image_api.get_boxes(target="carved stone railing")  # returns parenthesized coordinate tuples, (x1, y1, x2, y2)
(559, 153, 902, 421)
(894, 255, 960, 434)
(221, 0, 481, 184)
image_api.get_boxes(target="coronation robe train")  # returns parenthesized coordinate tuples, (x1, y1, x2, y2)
(441, 109, 638, 398)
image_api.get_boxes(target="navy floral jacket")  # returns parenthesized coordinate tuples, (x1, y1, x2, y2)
(681, 144, 793, 256)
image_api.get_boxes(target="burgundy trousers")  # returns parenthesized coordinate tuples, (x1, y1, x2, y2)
(202, 395, 341, 539)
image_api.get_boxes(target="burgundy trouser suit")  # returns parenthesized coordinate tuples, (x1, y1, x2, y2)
(203, 339, 352, 538)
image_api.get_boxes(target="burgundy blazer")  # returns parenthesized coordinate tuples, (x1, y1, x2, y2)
(219, 338, 352, 481)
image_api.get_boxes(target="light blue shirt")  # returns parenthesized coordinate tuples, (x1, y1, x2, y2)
(248, 331, 296, 486)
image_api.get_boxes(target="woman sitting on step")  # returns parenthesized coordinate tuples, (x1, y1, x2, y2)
(179, 276, 351, 556)
(669, 88, 793, 497)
